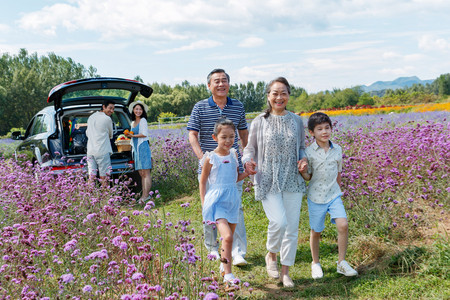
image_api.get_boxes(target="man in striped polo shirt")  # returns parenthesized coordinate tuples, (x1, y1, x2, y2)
(187, 68, 249, 266)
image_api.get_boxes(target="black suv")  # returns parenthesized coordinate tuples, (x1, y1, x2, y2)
(12, 77, 153, 176)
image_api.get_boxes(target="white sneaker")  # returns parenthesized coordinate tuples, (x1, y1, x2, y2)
(265, 253, 279, 279)
(208, 250, 220, 261)
(232, 254, 248, 266)
(280, 274, 295, 288)
(311, 262, 324, 279)
(337, 260, 358, 276)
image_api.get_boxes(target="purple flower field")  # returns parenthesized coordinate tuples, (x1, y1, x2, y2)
(0, 111, 448, 298)
(330, 111, 449, 239)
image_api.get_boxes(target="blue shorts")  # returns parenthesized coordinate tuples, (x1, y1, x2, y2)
(308, 196, 347, 233)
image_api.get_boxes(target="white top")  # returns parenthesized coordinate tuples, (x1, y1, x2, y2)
(86, 111, 113, 156)
(131, 118, 149, 153)
(201, 148, 239, 185)
(306, 141, 343, 204)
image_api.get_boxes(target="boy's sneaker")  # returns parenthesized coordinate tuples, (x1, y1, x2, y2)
(336, 260, 358, 276)
(232, 254, 248, 266)
(311, 262, 324, 279)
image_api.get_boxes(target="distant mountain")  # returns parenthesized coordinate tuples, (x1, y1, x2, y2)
(361, 76, 434, 92)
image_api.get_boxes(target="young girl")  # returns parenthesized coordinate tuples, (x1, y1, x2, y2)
(199, 117, 248, 287)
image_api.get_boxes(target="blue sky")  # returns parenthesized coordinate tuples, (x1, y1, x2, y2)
(1, 0, 450, 93)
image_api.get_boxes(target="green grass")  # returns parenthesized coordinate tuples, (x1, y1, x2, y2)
(156, 183, 449, 299)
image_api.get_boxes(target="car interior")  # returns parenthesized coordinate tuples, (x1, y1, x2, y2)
(62, 110, 131, 155)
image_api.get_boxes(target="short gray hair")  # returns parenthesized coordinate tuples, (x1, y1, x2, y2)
(207, 69, 230, 84)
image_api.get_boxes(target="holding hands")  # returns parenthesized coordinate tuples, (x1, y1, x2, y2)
(298, 157, 311, 180)
(298, 157, 308, 173)
(244, 159, 258, 175)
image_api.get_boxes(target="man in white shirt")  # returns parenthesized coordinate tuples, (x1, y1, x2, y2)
(86, 100, 115, 185)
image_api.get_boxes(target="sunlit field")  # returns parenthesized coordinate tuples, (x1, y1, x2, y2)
(0, 110, 448, 299)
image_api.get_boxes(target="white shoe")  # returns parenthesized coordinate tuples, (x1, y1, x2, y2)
(337, 260, 358, 276)
(311, 262, 324, 279)
(265, 253, 279, 279)
(232, 254, 248, 266)
(208, 250, 220, 261)
(280, 274, 295, 288)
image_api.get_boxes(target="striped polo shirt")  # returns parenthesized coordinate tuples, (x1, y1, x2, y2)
(187, 96, 248, 173)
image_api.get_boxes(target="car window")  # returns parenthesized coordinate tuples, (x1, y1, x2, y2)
(24, 117, 36, 138)
(111, 111, 130, 129)
(41, 114, 51, 133)
(31, 115, 45, 136)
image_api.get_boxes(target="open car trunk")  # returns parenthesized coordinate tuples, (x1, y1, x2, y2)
(58, 106, 135, 176)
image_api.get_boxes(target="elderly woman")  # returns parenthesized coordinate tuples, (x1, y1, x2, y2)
(242, 77, 307, 288)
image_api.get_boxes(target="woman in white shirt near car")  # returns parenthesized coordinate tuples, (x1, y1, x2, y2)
(126, 101, 152, 204)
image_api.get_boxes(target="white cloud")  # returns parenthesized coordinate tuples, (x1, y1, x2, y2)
(0, 41, 129, 57)
(382, 51, 401, 59)
(238, 37, 265, 48)
(418, 35, 450, 52)
(155, 40, 222, 54)
(380, 66, 415, 77)
(17, 0, 450, 42)
(305, 41, 382, 54)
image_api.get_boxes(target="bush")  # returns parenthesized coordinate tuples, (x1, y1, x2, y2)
(157, 112, 177, 124)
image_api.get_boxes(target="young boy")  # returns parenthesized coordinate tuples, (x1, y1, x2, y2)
(298, 112, 358, 279)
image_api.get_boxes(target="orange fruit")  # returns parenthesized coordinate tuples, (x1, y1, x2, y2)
(129, 131, 134, 135)
(124, 129, 129, 134)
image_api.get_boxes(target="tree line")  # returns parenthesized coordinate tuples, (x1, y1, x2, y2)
(0, 49, 98, 135)
(1, 49, 449, 134)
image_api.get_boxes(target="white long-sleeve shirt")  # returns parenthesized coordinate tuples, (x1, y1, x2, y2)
(86, 111, 113, 156)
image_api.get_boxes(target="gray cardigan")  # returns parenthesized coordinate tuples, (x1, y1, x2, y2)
(242, 111, 307, 188)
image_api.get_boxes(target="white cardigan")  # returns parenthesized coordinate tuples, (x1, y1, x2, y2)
(131, 118, 149, 156)
(242, 111, 307, 187)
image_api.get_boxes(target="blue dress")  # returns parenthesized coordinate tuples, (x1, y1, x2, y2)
(132, 123, 152, 170)
(202, 149, 240, 224)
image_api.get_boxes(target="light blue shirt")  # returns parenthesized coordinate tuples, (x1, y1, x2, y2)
(306, 140, 343, 204)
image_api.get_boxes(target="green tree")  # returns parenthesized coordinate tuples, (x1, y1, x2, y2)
(437, 73, 450, 95)
(0, 49, 97, 135)
(358, 92, 375, 105)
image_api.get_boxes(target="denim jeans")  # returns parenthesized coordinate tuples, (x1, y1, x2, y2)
(199, 175, 247, 258)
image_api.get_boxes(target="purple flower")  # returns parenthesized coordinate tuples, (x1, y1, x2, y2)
(131, 272, 144, 281)
(112, 236, 123, 247)
(204, 293, 219, 300)
(86, 213, 97, 220)
(82, 285, 93, 293)
(61, 273, 74, 283)
(144, 201, 155, 210)
(85, 249, 108, 260)
(63, 239, 78, 252)
(119, 242, 128, 250)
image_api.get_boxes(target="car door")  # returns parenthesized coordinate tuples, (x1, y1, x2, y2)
(18, 114, 53, 164)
